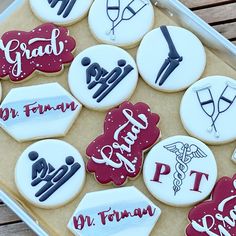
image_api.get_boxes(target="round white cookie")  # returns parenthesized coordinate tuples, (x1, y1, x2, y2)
(68, 44, 138, 110)
(180, 76, 236, 144)
(143, 135, 217, 207)
(15, 139, 86, 209)
(136, 26, 206, 92)
(88, 0, 154, 48)
(29, 0, 93, 26)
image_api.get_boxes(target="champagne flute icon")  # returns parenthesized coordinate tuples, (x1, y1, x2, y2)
(107, 0, 148, 37)
(106, 0, 121, 40)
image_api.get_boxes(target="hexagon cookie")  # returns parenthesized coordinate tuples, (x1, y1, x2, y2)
(67, 186, 161, 236)
(0, 83, 82, 142)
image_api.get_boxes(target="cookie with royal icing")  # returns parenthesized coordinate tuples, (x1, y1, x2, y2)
(15, 139, 86, 209)
(86, 101, 161, 186)
(143, 135, 217, 207)
(232, 149, 236, 164)
(30, 0, 93, 26)
(136, 26, 206, 92)
(0, 83, 82, 142)
(88, 0, 154, 48)
(0, 23, 76, 83)
(67, 186, 161, 236)
(180, 76, 236, 144)
(68, 44, 138, 110)
(186, 174, 236, 236)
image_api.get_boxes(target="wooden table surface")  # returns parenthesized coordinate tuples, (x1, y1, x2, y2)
(0, 0, 236, 235)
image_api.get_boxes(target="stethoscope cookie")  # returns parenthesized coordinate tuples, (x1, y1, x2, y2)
(88, 0, 154, 48)
(180, 76, 236, 144)
(186, 174, 236, 236)
(15, 139, 86, 208)
(0, 83, 81, 142)
(86, 101, 161, 186)
(136, 26, 206, 92)
(0, 23, 76, 83)
(67, 187, 161, 236)
(30, 0, 93, 26)
(68, 45, 138, 110)
(143, 135, 217, 207)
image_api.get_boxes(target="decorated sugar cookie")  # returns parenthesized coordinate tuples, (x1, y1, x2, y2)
(180, 76, 236, 144)
(30, 0, 93, 26)
(67, 186, 161, 236)
(0, 83, 81, 142)
(136, 26, 206, 92)
(143, 135, 217, 207)
(88, 0, 154, 48)
(68, 45, 138, 110)
(15, 139, 85, 209)
(86, 101, 161, 186)
(186, 174, 236, 236)
(232, 149, 236, 163)
(0, 23, 76, 83)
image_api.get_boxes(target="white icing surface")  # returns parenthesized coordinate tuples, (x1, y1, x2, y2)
(68, 44, 138, 110)
(30, 0, 93, 25)
(67, 186, 161, 236)
(88, 0, 154, 48)
(0, 83, 81, 142)
(136, 26, 206, 92)
(180, 76, 236, 144)
(143, 135, 217, 207)
(232, 149, 236, 163)
(15, 139, 86, 209)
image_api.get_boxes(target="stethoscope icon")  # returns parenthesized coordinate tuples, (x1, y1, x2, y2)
(194, 81, 236, 138)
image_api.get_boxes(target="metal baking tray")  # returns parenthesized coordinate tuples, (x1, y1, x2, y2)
(0, 0, 236, 235)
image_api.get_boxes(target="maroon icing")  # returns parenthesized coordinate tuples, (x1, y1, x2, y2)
(73, 204, 156, 230)
(0, 23, 76, 82)
(186, 174, 236, 236)
(86, 101, 161, 186)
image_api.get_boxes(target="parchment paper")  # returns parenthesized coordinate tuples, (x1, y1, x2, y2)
(0, 1, 235, 235)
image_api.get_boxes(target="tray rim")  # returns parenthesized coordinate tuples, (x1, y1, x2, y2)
(0, 0, 236, 235)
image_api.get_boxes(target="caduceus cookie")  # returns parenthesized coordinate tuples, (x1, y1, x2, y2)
(180, 76, 236, 144)
(15, 139, 86, 209)
(86, 101, 161, 186)
(68, 44, 138, 110)
(143, 135, 217, 207)
(0, 23, 76, 83)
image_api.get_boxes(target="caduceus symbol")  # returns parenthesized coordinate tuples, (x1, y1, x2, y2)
(164, 142, 207, 195)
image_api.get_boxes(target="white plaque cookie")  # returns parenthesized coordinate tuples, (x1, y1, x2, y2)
(15, 139, 86, 209)
(67, 186, 161, 236)
(68, 44, 138, 110)
(180, 76, 236, 144)
(30, 0, 93, 26)
(88, 0, 154, 48)
(143, 135, 217, 207)
(0, 83, 82, 142)
(136, 26, 206, 92)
